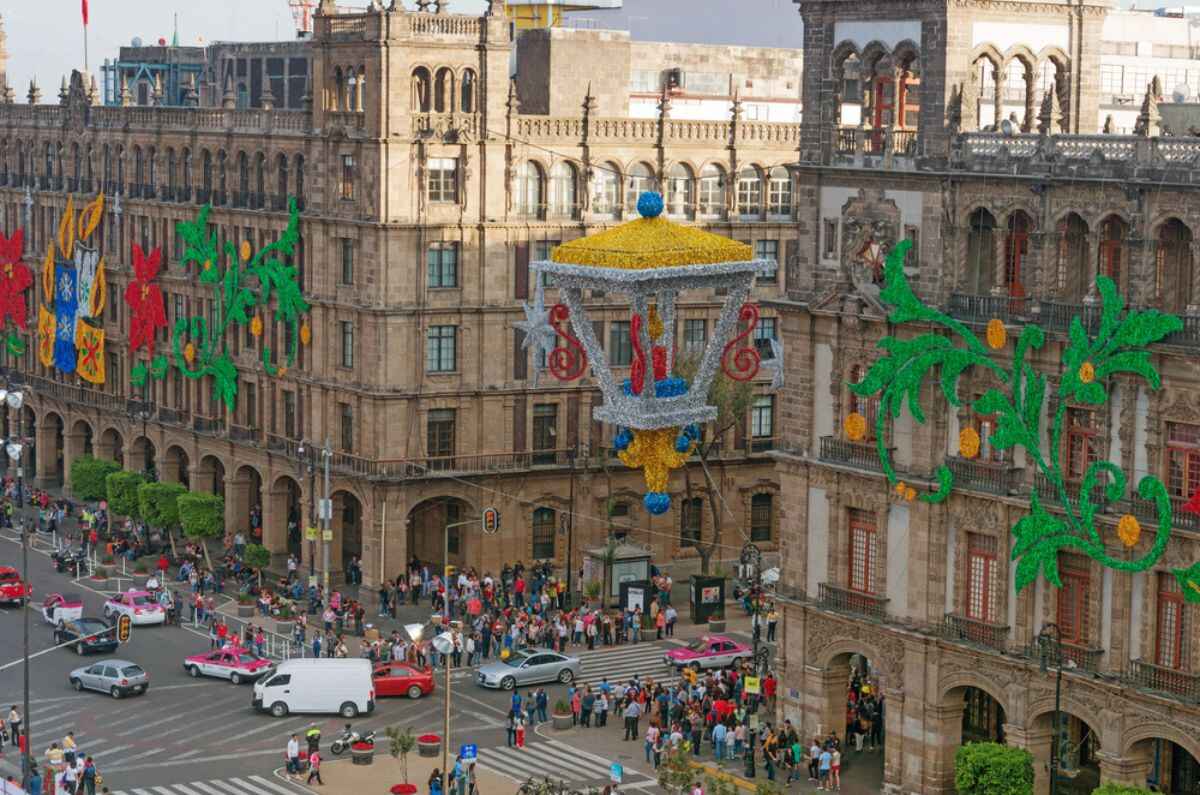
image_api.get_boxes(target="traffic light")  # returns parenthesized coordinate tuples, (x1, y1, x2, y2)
(117, 614, 131, 644)
(482, 507, 501, 535)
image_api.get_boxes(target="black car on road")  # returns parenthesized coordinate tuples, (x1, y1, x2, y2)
(55, 617, 119, 655)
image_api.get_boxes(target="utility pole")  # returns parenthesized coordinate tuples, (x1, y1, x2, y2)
(1038, 623, 1064, 795)
(320, 437, 331, 596)
(564, 445, 577, 603)
(3, 387, 29, 786)
(297, 440, 316, 580)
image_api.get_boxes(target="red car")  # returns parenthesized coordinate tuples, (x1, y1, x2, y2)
(372, 662, 434, 699)
(0, 566, 30, 606)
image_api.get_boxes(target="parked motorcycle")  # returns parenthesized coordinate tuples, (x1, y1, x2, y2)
(51, 547, 89, 574)
(330, 724, 375, 756)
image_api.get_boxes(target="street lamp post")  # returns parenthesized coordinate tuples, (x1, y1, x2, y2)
(320, 438, 331, 596)
(741, 542, 764, 674)
(1038, 622, 1064, 795)
(297, 441, 316, 580)
(2, 388, 28, 786)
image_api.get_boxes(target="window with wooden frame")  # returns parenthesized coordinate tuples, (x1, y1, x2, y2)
(848, 508, 877, 594)
(1166, 421, 1200, 504)
(847, 365, 881, 442)
(1057, 213, 1089, 302)
(680, 496, 703, 547)
(1063, 407, 1101, 482)
(750, 494, 773, 542)
(1098, 215, 1126, 295)
(970, 392, 1007, 463)
(1057, 553, 1090, 645)
(531, 507, 556, 560)
(1004, 212, 1031, 299)
(1155, 572, 1187, 669)
(965, 533, 999, 623)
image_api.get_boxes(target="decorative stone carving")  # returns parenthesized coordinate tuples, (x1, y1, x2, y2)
(949, 495, 1003, 533)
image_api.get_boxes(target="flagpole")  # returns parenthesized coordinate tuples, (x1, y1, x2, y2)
(82, 0, 89, 72)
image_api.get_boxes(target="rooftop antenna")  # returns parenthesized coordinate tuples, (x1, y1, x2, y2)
(288, 0, 316, 38)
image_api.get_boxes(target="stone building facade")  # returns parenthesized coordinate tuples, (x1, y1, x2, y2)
(773, 0, 1200, 792)
(0, 3, 801, 590)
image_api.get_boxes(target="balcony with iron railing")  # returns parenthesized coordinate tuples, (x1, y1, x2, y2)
(818, 436, 891, 473)
(946, 456, 1022, 496)
(229, 425, 260, 444)
(1123, 659, 1200, 703)
(194, 188, 211, 204)
(1033, 473, 1108, 507)
(157, 407, 187, 426)
(1161, 314, 1200, 348)
(192, 415, 224, 435)
(834, 127, 919, 158)
(947, 293, 1033, 325)
(1128, 493, 1200, 534)
(232, 191, 248, 208)
(940, 613, 1010, 653)
(817, 582, 889, 621)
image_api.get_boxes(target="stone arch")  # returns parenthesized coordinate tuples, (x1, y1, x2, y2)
(411, 65, 432, 112)
(195, 454, 225, 498)
(129, 435, 156, 478)
(269, 473, 303, 558)
(1056, 210, 1090, 301)
(332, 488, 363, 577)
(162, 444, 190, 489)
(459, 67, 476, 113)
(892, 39, 921, 70)
(1124, 723, 1200, 766)
(407, 495, 475, 572)
(830, 40, 861, 81)
(229, 464, 263, 543)
(434, 67, 455, 114)
(860, 40, 891, 77)
(68, 418, 94, 458)
(1026, 702, 1105, 792)
(1153, 216, 1194, 314)
(98, 427, 123, 467)
(39, 410, 66, 488)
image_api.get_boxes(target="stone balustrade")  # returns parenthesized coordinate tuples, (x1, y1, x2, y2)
(0, 103, 311, 137)
(957, 131, 1200, 182)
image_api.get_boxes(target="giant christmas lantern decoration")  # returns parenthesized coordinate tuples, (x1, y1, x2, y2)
(524, 192, 781, 515)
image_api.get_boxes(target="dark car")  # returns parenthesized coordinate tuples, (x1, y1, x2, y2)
(55, 617, 119, 655)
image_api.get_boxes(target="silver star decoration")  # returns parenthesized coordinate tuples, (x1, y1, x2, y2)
(762, 336, 785, 389)
(515, 290, 556, 387)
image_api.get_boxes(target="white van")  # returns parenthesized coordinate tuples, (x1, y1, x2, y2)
(253, 658, 375, 718)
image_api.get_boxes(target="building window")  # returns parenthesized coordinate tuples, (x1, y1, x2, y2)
(339, 402, 353, 452)
(969, 392, 1006, 464)
(532, 507, 555, 559)
(967, 208, 997, 294)
(847, 365, 881, 442)
(532, 403, 558, 465)
(681, 496, 702, 547)
(428, 157, 458, 203)
(243, 382, 257, 428)
(592, 165, 620, 217)
(1166, 421, 1200, 503)
(754, 317, 777, 358)
(340, 321, 354, 368)
(755, 239, 779, 280)
(1155, 572, 1185, 669)
(516, 161, 544, 219)
(823, 218, 838, 259)
(426, 325, 458, 373)
(965, 533, 998, 623)
(666, 163, 694, 219)
(750, 493, 772, 542)
(1004, 212, 1031, 299)
(548, 162, 578, 219)
(609, 321, 632, 366)
(683, 319, 707, 352)
(1064, 408, 1100, 482)
(737, 167, 762, 216)
(1057, 553, 1090, 645)
(282, 389, 296, 438)
(534, 241, 559, 287)
(338, 154, 355, 200)
(1156, 218, 1193, 315)
(625, 162, 657, 210)
(697, 164, 726, 217)
(340, 238, 354, 285)
(427, 409, 455, 462)
(848, 509, 877, 594)
(427, 242, 459, 288)
(751, 396, 774, 450)
(767, 167, 792, 216)
(1098, 215, 1127, 295)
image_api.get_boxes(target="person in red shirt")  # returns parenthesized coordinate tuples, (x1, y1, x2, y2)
(763, 671, 778, 711)
(157, 554, 170, 578)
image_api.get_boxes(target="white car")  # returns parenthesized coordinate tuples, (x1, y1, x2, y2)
(103, 589, 165, 626)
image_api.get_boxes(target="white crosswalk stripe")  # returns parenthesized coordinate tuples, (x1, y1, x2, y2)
(574, 643, 681, 689)
(110, 775, 304, 795)
(475, 738, 652, 785)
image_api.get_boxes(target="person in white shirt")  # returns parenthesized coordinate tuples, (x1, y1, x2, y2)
(286, 733, 301, 777)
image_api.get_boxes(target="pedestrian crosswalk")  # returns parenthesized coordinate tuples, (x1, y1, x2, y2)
(575, 642, 681, 689)
(476, 737, 651, 786)
(109, 774, 305, 795)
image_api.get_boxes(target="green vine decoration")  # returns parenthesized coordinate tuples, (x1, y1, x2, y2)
(147, 198, 309, 410)
(852, 240, 1200, 602)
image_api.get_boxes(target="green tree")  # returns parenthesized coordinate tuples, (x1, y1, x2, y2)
(673, 350, 756, 574)
(954, 743, 1034, 795)
(138, 482, 187, 557)
(1092, 784, 1155, 795)
(385, 726, 417, 785)
(243, 543, 271, 587)
(657, 742, 697, 794)
(70, 456, 120, 502)
(106, 471, 146, 520)
(178, 492, 225, 569)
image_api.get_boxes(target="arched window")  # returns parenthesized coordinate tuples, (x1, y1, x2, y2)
(276, 153, 289, 206)
(1157, 218, 1193, 314)
(217, 150, 228, 204)
(356, 66, 366, 111)
(334, 67, 345, 111)
(966, 208, 996, 294)
(737, 167, 762, 217)
(181, 148, 192, 193)
(294, 154, 306, 208)
(768, 167, 792, 216)
(434, 68, 454, 113)
(146, 148, 157, 192)
(516, 161, 545, 219)
(697, 164, 726, 217)
(71, 143, 80, 183)
(624, 162, 656, 210)
(460, 69, 476, 113)
(548, 161, 577, 219)
(44, 142, 53, 180)
(1057, 213, 1088, 301)
(532, 507, 555, 559)
(412, 67, 432, 112)
(255, 153, 266, 206)
(1098, 215, 1127, 294)
(237, 151, 249, 204)
(133, 146, 144, 194)
(665, 163, 694, 219)
(201, 149, 213, 197)
(1004, 212, 1031, 299)
(166, 148, 177, 193)
(591, 163, 620, 217)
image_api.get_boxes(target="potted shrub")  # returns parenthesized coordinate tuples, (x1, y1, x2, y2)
(274, 603, 295, 635)
(416, 733, 441, 758)
(350, 739, 375, 766)
(90, 566, 110, 587)
(131, 560, 150, 583)
(583, 580, 602, 605)
(552, 699, 573, 731)
(236, 592, 256, 618)
(954, 742, 1034, 795)
(386, 726, 417, 793)
(708, 610, 726, 634)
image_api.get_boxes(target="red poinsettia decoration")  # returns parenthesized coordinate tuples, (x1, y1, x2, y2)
(0, 228, 32, 331)
(1183, 486, 1200, 516)
(125, 243, 167, 355)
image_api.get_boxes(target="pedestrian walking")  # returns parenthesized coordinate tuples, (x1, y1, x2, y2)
(7, 706, 20, 748)
(515, 714, 526, 748)
(306, 749, 323, 785)
(286, 734, 301, 777)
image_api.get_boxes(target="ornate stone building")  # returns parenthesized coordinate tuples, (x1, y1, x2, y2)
(0, 3, 801, 588)
(774, 0, 1200, 792)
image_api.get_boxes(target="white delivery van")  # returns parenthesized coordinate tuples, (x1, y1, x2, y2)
(253, 658, 375, 718)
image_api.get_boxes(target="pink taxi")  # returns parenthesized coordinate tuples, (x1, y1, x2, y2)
(103, 589, 166, 626)
(184, 645, 275, 684)
(663, 634, 752, 671)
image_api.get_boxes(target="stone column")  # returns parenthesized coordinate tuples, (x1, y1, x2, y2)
(992, 69, 1005, 131)
(260, 479, 278, 553)
(1085, 231, 1102, 300)
(35, 420, 58, 488)
(95, 431, 115, 462)
(160, 453, 181, 485)
(923, 700, 964, 793)
(225, 472, 249, 545)
(1096, 747, 1153, 788)
(1023, 68, 1036, 133)
(1005, 723, 1054, 795)
(804, 663, 847, 740)
(62, 429, 87, 495)
(992, 227, 1008, 296)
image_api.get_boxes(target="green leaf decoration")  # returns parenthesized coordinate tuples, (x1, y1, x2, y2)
(5, 331, 25, 357)
(852, 243, 1195, 595)
(130, 362, 148, 388)
(150, 354, 169, 380)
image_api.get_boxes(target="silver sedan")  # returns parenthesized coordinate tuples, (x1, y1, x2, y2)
(68, 658, 150, 699)
(476, 648, 580, 690)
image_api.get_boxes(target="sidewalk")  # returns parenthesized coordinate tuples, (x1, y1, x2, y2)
(297, 750, 516, 795)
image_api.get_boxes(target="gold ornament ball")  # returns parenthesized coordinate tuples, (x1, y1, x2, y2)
(250, 315, 263, 338)
(844, 411, 867, 442)
(183, 342, 196, 365)
(904, 487, 916, 502)
(959, 427, 981, 459)
(240, 240, 252, 262)
(1117, 513, 1141, 548)
(300, 322, 312, 346)
(1079, 361, 1096, 384)
(986, 318, 1007, 350)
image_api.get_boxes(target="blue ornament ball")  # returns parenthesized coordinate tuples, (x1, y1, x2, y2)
(613, 428, 633, 451)
(636, 191, 664, 219)
(674, 432, 692, 453)
(644, 491, 671, 515)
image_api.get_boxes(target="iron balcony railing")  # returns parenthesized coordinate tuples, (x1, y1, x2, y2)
(1123, 659, 1200, 703)
(192, 415, 224, 434)
(941, 613, 1010, 653)
(1015, 640, 1105, 674)
(947, 293, 1032, 325)
(229, 425, 260, 444)
(1033, 473, 1107, 507)
(946, 456, 1022, 496)
(818, 436, 889, 472)
(817, 582, 889, 621)
(1161, 314, 1200, 347)
(1128, 493, 1200, 533)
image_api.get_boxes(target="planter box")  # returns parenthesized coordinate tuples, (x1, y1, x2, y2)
(708, 620, 726, 633)
(552, 713, 573, 731)
(236, 604, 255, 618)
(351, 743, 374, 766)
(89, 577, 108, 588)
(274, 620, 294, 636)
(417, 739, 441, 758)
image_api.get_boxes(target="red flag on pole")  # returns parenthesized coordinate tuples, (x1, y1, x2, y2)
(82, 0, 89, 26)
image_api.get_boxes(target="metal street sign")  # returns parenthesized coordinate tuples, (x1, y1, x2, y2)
(432, 631, 454, 655)
(460, 744, 477, 761)
(305, 526, 318, 541)
(116, 614, 131, 644)
(318, 499, 332, 520)
(321, 529, 334, 541)
(610, 762, 623, 784)
(743, 675, 761, 694)
(481, 507, 500, 535)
